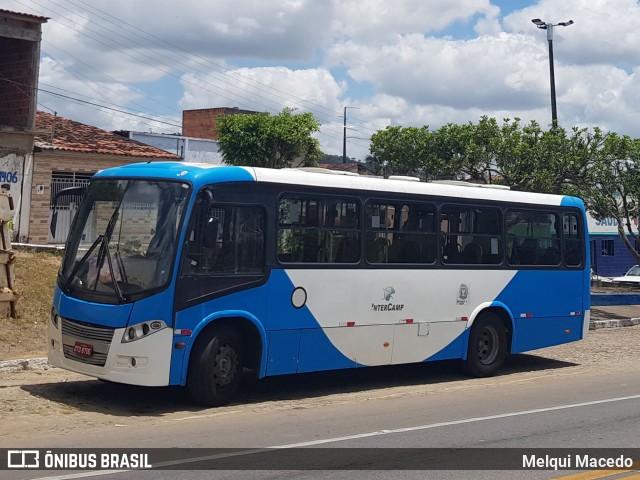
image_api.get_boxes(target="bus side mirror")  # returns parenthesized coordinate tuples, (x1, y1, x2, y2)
(50, 211, 58, 237)
(202, 218, 218, 249)
(50, 186, 86, 237)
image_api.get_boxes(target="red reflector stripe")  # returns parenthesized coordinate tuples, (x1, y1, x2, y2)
(174, 329, 192, 336)
(347, 321, 356, 327)
(405, 319, 414, 323)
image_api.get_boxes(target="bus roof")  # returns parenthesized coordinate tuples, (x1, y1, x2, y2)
(94, 161, 583, 208)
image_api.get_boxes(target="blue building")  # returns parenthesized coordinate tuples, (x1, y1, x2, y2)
(588, 215, 638, 277)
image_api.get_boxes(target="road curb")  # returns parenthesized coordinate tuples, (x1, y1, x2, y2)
(590, 317, 640, 330)
(0, 357, 50, 372)
(1, 317, 639, 373)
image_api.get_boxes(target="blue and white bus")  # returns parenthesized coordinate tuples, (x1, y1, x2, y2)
(48, 162, 590, 406)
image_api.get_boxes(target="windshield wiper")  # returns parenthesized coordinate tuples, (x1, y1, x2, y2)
(63, 234, 103, 291)
(103, 239, 126, 302)
(95, 207, 126, 302)
(64, 204, 127, 302)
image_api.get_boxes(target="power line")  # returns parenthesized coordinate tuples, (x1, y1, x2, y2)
(39, 89, 182, 128)
(0, 73, 181, 130)
(10, 0, 376, 150)
(65, 0, 383, 131)
(32, 0, 381, 142)
(42, 40, 181, 118)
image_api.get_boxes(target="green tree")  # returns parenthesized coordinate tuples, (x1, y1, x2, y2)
(216, 108, 322, 168)
(569, 133, 640, 264)
(369, 117, 640, 261)
(431, 117, 502, 183)
(369, 125, 436, 178)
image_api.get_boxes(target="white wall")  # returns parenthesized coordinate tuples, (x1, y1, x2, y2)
(129, 132, 223, 164)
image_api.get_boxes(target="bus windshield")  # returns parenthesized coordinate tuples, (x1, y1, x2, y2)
(59, 178, 190, 304)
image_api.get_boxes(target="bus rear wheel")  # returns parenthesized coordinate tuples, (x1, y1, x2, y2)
(465, 313, 507, 377)
(187, 326, 243, 407)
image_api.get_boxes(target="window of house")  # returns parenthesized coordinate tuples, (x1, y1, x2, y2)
(601, 239, 615, 257)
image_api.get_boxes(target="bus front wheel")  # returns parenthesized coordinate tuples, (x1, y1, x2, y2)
(187, 326, 244, 407)
(465, 313, 507, 377)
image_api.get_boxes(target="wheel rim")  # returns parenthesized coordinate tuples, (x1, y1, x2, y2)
(475, 325, 499, 365)
(213, 344, 238, 387)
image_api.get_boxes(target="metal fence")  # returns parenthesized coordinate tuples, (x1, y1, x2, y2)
(48, 172, 93, 244)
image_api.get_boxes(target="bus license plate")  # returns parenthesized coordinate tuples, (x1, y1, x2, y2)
(73, 342, 93, 357)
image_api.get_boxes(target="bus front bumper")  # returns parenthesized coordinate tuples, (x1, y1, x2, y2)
(48, 320, 173, 387)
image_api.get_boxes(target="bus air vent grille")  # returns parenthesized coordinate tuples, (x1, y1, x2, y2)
(61, 318, 115, 343)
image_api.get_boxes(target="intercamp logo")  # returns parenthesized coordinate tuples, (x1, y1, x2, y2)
(7, 450, 39, 469)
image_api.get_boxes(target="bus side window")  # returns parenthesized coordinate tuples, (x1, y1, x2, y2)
(278, 195, 360, 264)
(182, 193, 218, 274)
(441, 205, 502, 265)
(563, 213, 583, 267)
(183, 205, 265, 276)
(442, 240, 461, 263)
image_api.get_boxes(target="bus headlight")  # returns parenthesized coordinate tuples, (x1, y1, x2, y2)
(122, 320, 167, 343)
(50, 308, 60, 329)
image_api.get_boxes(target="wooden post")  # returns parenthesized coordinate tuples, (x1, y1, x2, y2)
(0, 191, 19, 318)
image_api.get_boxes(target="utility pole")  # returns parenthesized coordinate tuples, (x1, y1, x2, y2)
(342, 106, 347, 164)
(342, 106, 359, 163)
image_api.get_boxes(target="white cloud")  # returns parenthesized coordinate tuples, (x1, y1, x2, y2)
(180, 66, 349, 152)
(6, 0, 640, 159)
(180, 66, 345, 118)
(37, 57, 180, 133)
(329, 0, 496, 44)
(504, 0, 640, 66)
(327, 33, 546, 110)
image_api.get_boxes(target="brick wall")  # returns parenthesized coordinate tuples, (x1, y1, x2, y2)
(182, 107, 258, 140)
(0, 37, 38, 128)
(28, 152, 149, 244)
(95, 203, 157, 251)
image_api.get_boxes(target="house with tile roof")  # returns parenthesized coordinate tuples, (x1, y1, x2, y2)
(1, 10, 179, 244)
(0, 9, 48, 243)
(18, 112, 179, 244)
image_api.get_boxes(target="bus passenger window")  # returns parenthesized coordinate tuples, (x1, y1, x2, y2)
(441, 205, 503, 265)
(278, 195, 360, 263)
(365, 201, 436, 264)
(506, 210, 561, 267)
(563, 213, 583, 267)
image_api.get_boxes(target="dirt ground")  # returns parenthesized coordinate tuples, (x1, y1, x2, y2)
(1, 323, 640, 446)
(0, 249, 60, 361)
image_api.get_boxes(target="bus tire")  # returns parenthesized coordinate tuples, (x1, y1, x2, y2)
(187, 326, 243, 407)
(465, 313, 507, 377)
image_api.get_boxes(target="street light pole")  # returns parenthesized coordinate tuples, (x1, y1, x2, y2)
(532, 18, 573, 127)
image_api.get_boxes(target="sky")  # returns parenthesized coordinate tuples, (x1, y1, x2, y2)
(3, 0, 640, 161)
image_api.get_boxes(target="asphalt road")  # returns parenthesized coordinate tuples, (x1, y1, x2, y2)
(3, 324, 640, 480)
